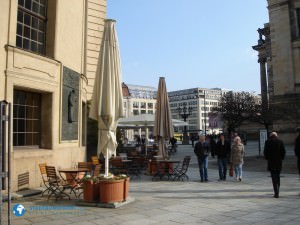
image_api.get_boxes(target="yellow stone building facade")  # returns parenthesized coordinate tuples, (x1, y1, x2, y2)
(253, 0, 300, 142)
(0, 0, 106, 191)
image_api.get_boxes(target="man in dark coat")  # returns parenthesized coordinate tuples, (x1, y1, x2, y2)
(215, 134, 231, 181)
(264, 132, 286, 198)
(295, 127, 300, 175)
(194, 134, 210, 182)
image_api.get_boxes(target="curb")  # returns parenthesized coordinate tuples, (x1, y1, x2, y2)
(2, 189, 42, 202)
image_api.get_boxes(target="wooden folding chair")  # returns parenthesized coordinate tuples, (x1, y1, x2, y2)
(170, 156, 191, 181)
(93, 164, 101, 178)
(77, 162, 92, 179)
(91, 156, 100, 165)
(78, 163, 102, 198)
(39, 163, 52, 196)
(45, 166, 71, 200)
(78, 162, 93, 172)
(110, 158, 128, 175)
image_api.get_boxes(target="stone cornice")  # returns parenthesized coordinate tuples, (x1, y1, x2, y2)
(267, 0, 289, 10)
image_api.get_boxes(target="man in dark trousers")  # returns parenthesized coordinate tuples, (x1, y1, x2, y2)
(194, 134, 210, 182)
(264, 132, 286, 198)
(215, 134, 231, 181)
(295, 127, 300, 176)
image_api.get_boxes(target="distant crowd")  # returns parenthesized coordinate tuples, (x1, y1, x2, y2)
(193, 129, 300, 199)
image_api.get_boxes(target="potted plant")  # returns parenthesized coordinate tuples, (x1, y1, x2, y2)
(82, 175, 99, 203)
(98, 174, 129, 203)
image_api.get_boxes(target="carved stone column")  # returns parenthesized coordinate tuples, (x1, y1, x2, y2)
(253, 27, 271, 132)
(258, 56, 269, 117)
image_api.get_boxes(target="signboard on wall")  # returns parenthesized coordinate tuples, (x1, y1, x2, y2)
(259, 129, 268, 155)
(61, 66, 79, 141)
(208, 112, 223, 128)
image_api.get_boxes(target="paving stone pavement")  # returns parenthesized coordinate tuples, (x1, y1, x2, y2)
(2, 141, 300, 225)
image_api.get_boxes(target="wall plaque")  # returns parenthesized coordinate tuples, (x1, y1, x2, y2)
(61, 66, 79, 140)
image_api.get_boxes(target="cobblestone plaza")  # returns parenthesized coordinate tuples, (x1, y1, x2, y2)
(2, 142, 300, 225)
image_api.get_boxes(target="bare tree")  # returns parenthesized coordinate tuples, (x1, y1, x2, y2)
(212, 91, 256, 135)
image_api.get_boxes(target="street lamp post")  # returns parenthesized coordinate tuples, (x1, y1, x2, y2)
(199, 91, 207, 136)
(203, 93, 207, 136)
(177, 103, 193, 145)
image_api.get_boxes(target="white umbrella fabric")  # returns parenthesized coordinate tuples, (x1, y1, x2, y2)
(89, 19, 124, 177)
(153, 77, 174, 159)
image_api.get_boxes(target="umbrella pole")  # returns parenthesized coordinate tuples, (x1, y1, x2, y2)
(145, 127, 148, 156)
(105, 149, 109, 177)
(162, 138, 165, 159)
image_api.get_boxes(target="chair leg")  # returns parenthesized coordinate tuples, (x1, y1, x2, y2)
(41, 185, 52, 197)
(47, 185, 71, 200)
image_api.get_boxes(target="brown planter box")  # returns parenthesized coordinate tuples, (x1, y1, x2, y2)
(99, 179, 125, 203)
(124, 177, 130, 200)
(83, 181, 100, 203)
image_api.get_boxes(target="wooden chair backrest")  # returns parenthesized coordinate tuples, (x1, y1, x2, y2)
(78, 161, 93, 173)
(91, 156, 99, 165)
(93, 164, 101, 178)
(39, 163, 47, 175)
(78, 162, 88, 169)
(110, 158, 123, 167)
(45, 166, 58, 180)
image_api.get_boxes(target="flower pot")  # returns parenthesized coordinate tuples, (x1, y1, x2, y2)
(83, 181, 99, 203)
(124, 177, 130, 200)
(99, 179, 125, 203)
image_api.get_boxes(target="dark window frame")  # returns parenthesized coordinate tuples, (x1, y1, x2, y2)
(13, 89, 41, 147)
(16, 0, 47, 55)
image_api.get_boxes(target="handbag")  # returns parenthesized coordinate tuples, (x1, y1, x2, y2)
(229, 164, 233, 177)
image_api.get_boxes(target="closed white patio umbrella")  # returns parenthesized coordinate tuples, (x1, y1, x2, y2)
(153, 77, 174, 159)
(89, 19, 124, 177)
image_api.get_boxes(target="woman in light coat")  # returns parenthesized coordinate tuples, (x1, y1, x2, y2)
(230, 136, 245, 181)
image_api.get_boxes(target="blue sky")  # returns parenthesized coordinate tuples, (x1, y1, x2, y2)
(107, 0, 269, 93)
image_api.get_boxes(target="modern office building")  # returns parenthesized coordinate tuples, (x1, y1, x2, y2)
(168, 88, 224, 137)
(122, 83, 157, 117)
(121, 83, 157, 141)
(253, 0, 300, 142)
(0, 0, 106, 191)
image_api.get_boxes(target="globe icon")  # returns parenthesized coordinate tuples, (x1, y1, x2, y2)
(13, 204, 25, 217)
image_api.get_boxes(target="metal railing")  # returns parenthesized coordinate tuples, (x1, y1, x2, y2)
(0, 100, 11, 225)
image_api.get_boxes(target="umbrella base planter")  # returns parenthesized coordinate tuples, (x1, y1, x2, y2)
(99, 178, 128, 203)
(124, 177, 130, 200)
(83, 181, 100, 203)
(82, 178, 130, 204)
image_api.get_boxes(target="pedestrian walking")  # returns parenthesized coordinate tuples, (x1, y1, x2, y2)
(264, 132, 286, 198)
(207, 135, 216, 158)
(194, 134, 210, 182)
(294, 127, 300, 176)
(215, 134, 231, 181)
(230, 136, 245, 181)
(191, 135, 195, 147)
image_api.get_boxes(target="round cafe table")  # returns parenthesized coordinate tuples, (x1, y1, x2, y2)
(58, 168, 90, 198)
